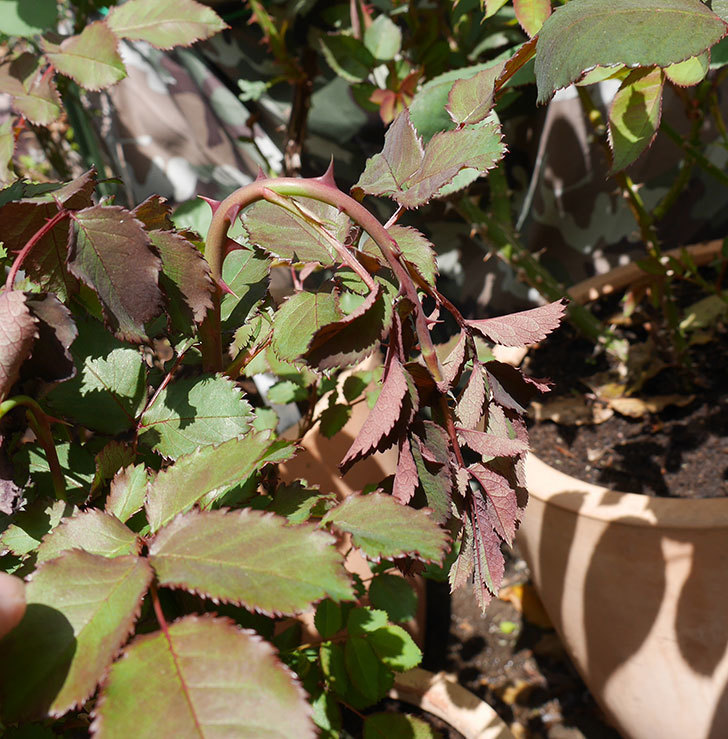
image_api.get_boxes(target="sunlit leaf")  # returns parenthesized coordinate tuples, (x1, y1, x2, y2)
(665, 51, 710, 85)
(36, 510, 139, 563)
(321, 493, 448, 563)
(43, 22, 126, 91)
(469, 463, 518, 544)
(535, 0, 727, 102)
(0, 499, 72, 557)
(456, 364, 486, 429)
(365, 712, 439, 739)
(514, 0, 551, 37)
(149, 509, 353, 615)
(446, 65, 503, 126)
(363, 225, 438, 286)
(364, 14, 402, 61)
(608, 68, 664, 172)
(467, 298, 567, 347)
(345, 636, 393, 702)
(340, 356, 413, 473)
(0, 290, 37, 401)
(106, 0, 227, 49)
(46, 316, 147, 435)
(369, 624, 421, 671)
(145, 433, 295, 532)
(68, 206, 163, 341)
(0, 53, 62, 125)
(0, 552, 152, 722)
(149, 229, 213, 327)
(93, 616, 315, 738)
(106, 464, 148, 523)
(0, 119, 13, 185)
(244, 199, 350, 267)
(139, 375, 252, 459)
(0, 0, 57, 37)
(271, 290, 340, 362)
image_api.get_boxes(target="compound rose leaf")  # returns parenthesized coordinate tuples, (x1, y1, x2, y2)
(68, 205, 163, 342)
(0, 291, 38, 402)
(131, 195, 174, 231)
(470, 502, 505, 611)
(0, 53, 62, 125)
(23, 293, 77, 384)
(149, 229, 213, 327)
(244, 198, 351, 267)
(145, 433, 295, 533)
(535, 0, 727, 103)
(608, 67, 665, 173)
(467, 298, 567, 347)
(353, 110, 424, 201)
(469, 463, 518, 545)
(339, 356, 410, 474)
(514, 0, 552, 37)
(455, 363, 486, 429)
(392, 436, 418, 505)
(92, 616, 315, 738)
(305, 284, 387, 370)
(106, 0, 227, 50)
(36, 509, 139, 564)
(149, 509, 353, 615)
(0, 551, 152, 722)
(43, 22, 126, 91)
(456, 428, 528, 460)
(321, 493, 449, 563)
(139, 374, 252, 459)
(106, 464, 148, 523)
(271, 290, 341, 362)
(446, 65, 504, 126)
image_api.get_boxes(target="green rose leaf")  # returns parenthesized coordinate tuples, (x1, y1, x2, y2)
(0, 0, 57, 38)
(105, 0, 227, 50)
(0, 53, 62, 125)
(364, 713, 439, 739)
(0, 551, 152, 722)
(139, 374, 253, 459)
(36, 510, 139, 563)
(271, 290, 340, 362)
(145, 433, 296, 532)
(321, 493, 449, 563)
(368, 574, 418, 623)
(369, 624, 422, 671)
(318, 33, 376, 83)
(106, 464, 148, 523)
(244, 199, 351, 267)
(364, 14, 402, 61)
(608, 67, 665, 173)
(535, 0, 727, 103)
(92, 616, 315, 738)
(149, 509, 353, 615)
(46, 317, 147, 435)
(42, 22, 126, 91)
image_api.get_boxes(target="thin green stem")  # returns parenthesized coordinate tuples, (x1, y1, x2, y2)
(1, 396, 65, 500)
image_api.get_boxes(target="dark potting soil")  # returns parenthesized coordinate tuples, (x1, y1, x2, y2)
(524, 313, 728, 498)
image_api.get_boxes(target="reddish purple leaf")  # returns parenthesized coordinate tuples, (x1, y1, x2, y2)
(149, 229, 213, 325)
(470, 500, 505, 610)
(68, 205, 163, 341)
(132, 195, 174, 231)
(340, 356, 412, 474)
(448, 517, 474, 593)
(486, 360, 550, 414)
(23, 294, 77, 384)
(455, 364, 486, 429)
(441, 333, 467, 388)
(469, 463, 518, 544)
(0, 291, 38, 401)
(456, 428, 527, 459)
(393, 436, 418, 505)
(466, 298, 567, 347)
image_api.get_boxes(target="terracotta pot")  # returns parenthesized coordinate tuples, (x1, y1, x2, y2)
(518, 240, 728, 739)
(391, 668, 514, 739)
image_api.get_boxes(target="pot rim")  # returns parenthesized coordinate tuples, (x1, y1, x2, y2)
(525, 453, 728, 528)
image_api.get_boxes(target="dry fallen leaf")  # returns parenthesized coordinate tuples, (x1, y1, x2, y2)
(531, 397, 614, 426)
(607, 394, 695, 418)
(499, 583, 553, 629)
